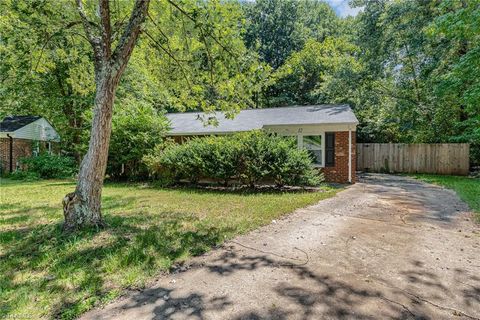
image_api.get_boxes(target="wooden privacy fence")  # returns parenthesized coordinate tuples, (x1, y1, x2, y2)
(356, 143, 470, 175)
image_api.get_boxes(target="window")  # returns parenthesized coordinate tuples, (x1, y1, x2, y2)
(32, 141, 40, 157)
(303, 135, 323, 165)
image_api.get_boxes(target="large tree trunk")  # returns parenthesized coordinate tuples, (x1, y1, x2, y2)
(63, 71, 117, 230)
(63, 0, 150, 231)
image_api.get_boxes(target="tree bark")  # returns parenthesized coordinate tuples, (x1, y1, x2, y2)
(63, 69, 117, 230)
(63, 0, 150, 231)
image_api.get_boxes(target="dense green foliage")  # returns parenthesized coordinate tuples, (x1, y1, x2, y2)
(244, 0, 339, 69)
(0, 0, 266, 162)
(0, 178, 337, 319)
(14, 153, 77, 179)
(0, 0, 478, 168)
(267, 37, 362, 107)
(246, 0, 480, 165)
(350, 0, 480, 164)
(7, 170, 41, 181)
(107, 104, 167, 180)
(145, 131, 323, 187)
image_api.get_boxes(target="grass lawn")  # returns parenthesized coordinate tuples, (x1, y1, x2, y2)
(412, 174, 480, 221)
(0, 179, 338, 319)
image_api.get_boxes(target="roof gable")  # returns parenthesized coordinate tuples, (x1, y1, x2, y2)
(166, 105, 358, 135)
(0, 116, 60, 142)
(0, 115, 41, 132)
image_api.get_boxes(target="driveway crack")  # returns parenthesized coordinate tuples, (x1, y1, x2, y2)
(375, 280, 480, 320)
(230, 240, 310, 266)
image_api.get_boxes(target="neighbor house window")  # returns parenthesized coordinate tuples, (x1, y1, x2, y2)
(303, 135, 323, 166)
(32, 141, 40, 157)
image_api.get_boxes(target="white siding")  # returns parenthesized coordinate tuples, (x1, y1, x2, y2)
(13, 118, 60, 142)
(264, 123, 356, 135)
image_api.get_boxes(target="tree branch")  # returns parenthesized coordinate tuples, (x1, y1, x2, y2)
(111, 13, 131, 41)
(144, 30, 192, 88)
(33, 21, 85, 73)
(147, 12, 174, 52)
(99, 0, 112, 59)
(76, 0, 104, 76)
(199, 28, 215, 86)
(372, 82, 419, 106)
(112, 0, 150, 69)
(146, 13, 191, 63)
(165, 0, 237, 58)
(76, 0, 100, 50)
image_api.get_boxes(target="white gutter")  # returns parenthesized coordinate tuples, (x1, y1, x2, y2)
(348, 129, 352, 183)
(166, 130, 250, 136)
(167, 122, 360, 136)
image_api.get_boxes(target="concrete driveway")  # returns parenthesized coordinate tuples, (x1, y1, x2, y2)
(82, 174, 480, 320)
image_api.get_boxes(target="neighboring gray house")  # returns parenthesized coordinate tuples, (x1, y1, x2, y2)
(166, 105, 359, 183)
(0, 116, 60, 173)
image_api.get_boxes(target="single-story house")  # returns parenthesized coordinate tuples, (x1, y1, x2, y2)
(166, 104, 358, 183)
(0, 115, 60, 173)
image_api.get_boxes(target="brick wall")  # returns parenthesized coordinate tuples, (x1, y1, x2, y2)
(0, 138, 8, 173)
(0, 138, 33, 173)
(321, 131, 356, 184)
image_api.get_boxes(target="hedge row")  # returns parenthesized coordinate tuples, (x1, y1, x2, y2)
(144, 131, 323, 187)
(8, 153, 77, 180)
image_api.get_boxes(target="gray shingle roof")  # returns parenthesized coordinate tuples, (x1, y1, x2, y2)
(166, 105, 358, 135)
(0, 115, 41, 132)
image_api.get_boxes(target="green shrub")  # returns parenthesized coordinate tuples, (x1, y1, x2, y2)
(145, 139, 205, 184)
(19, 153, 76, 179)
(170, 139, 207, 184)
(237, 131, 272, 187)
(145, 131, 323, 187)
(202, 136, 242, 186)
(143, 140, 179, 185)
(7, 170, 41, 181)
(267, 136, 322, 187)
(107, 103, 167, 180)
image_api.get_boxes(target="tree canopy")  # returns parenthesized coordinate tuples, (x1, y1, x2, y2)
(1, 0, 478, 165)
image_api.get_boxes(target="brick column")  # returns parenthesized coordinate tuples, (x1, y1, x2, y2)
(322, 131, 356, 184)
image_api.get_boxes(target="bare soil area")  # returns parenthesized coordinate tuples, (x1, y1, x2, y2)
(82, 174, 480, 320)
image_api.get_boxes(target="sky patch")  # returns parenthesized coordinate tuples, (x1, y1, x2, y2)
(325, 0, 362, 17)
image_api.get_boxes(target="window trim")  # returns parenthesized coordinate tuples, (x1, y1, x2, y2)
(298, 132, 325, 168)
(32, 141, 40, 157)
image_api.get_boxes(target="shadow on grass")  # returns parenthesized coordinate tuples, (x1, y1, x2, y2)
(0, 202, 61, 245)
(0, 210, 234, 319)
(102, 195, 138, 211)
(0, 214, 32, 226)
(0, 179, 335, 318)
(0, 203, 59, 217)
(142, 183, 340, 197)
(43, 181, 77, 187)
(101, 177, 340, 195)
